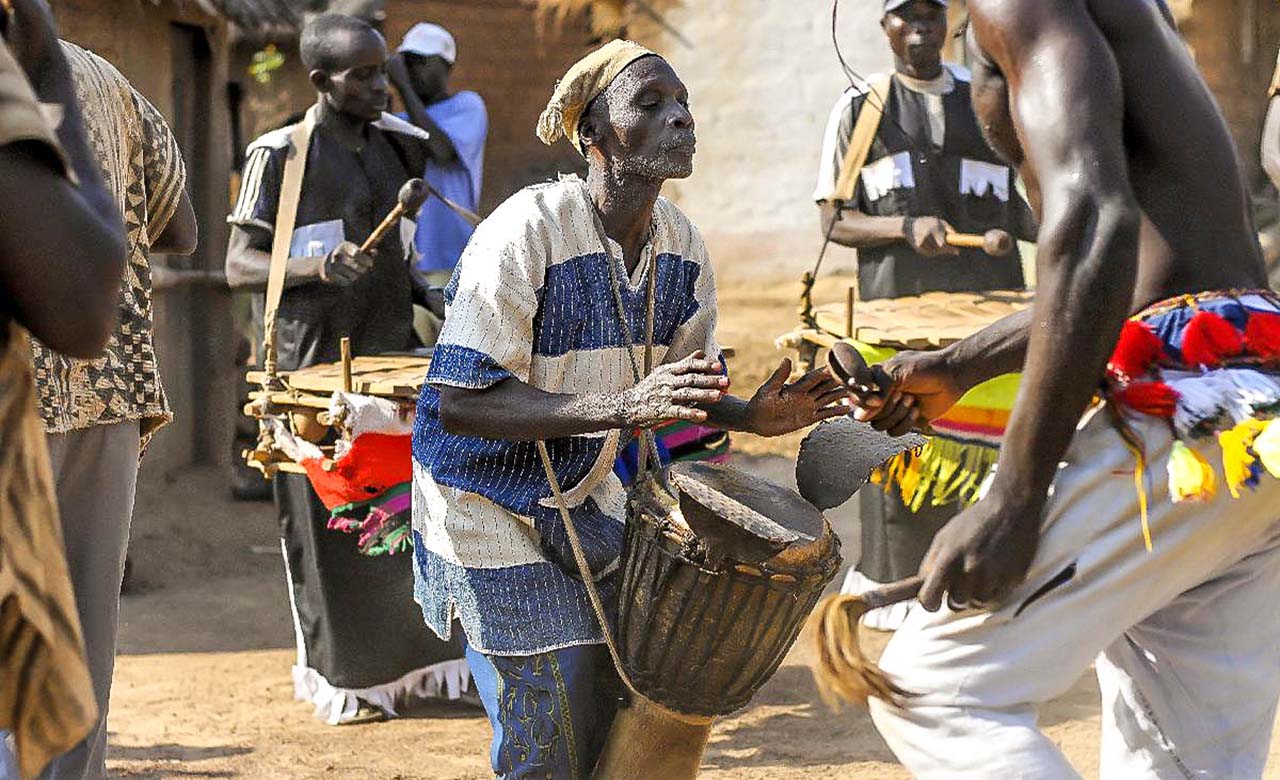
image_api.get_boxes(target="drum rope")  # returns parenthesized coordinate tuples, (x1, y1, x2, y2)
(534, 208, 713, 726)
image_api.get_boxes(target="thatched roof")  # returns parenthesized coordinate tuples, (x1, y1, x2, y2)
(195, 0, 386, 41)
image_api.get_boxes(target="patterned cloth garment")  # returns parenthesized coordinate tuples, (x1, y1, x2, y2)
(465, 642, 619, 780)
(28, 42, 185, 445)
(411, 175, 722, 655)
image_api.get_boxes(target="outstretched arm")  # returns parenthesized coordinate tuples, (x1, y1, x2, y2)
(849, 307, 1032, 433)
(819, 203, 960, 257)
(915, 0, 1142, 611)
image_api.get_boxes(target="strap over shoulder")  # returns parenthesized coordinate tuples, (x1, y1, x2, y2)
(261, 108, 317, 381)
(832, 73, 895, 205)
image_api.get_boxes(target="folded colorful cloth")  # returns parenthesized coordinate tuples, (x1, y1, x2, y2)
(328, 482, 412, 556)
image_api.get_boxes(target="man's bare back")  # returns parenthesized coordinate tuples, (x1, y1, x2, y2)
(846, 4, 1280, 774)
(970, 0, 1266, 309)
(846, 0, 1274, 614)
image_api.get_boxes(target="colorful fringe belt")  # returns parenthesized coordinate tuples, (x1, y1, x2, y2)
(866, 289, 1280, 518)
(1105, 290, 1280, 517)
(269, 392, 416, 557)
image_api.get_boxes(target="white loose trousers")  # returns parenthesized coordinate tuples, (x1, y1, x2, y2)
(870, 406, 1280, 779)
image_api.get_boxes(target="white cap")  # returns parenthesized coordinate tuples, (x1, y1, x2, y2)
(884, 0, 947, 11)
(398, 23, 456, 65)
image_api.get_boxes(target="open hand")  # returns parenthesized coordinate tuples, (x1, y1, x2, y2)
(619, 351, 729, 429)
(847, 349, 965, 435)
(746, 358, 847, 438)
(918, 487, 1043, 612)
(320, 241, 375, 287)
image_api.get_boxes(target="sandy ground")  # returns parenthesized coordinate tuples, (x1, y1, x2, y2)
(106, 275, 1280, 778)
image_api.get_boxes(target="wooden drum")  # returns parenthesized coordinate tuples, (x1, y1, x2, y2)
(617, 461, 842, 717)
(594, 461, 840, 779)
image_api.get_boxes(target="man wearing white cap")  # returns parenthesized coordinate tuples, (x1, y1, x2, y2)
(389, 22, 487, 344)
(813, 0, 1036, 630)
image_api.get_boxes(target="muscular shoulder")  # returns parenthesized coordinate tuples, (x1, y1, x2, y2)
(967, 0, 1099, 48)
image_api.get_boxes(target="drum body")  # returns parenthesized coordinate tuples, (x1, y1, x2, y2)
(616, 462, 841, 718)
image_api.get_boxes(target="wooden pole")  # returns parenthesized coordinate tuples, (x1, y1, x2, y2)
(846, 286, 855, 339)
(340, 337, 353, 393)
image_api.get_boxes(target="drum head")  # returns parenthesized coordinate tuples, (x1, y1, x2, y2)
(667, 461, 825, 565)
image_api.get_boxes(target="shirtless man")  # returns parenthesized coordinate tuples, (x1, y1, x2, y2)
(847, 1, 1280, 776)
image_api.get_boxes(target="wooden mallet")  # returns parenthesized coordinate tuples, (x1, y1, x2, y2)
(945, 229, 1015, 257)
(359, 178, 429, 255)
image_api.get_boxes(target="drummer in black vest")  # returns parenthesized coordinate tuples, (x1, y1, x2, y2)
(812, 0, 1035, 628)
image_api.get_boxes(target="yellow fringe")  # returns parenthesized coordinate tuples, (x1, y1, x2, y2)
(876, 437, 1001, 512)
(1109, 407, 1155, 552)
(1133, 447, 1152, 552)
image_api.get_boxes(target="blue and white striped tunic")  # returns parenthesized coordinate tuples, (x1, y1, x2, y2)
(411, 176, 722, 655)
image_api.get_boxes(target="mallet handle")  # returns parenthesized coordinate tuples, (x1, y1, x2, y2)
(944, 232, 986, 249)
(425, 181, 482, 227)
(860, 575, 925, 610)
(358, 204, 407, 255)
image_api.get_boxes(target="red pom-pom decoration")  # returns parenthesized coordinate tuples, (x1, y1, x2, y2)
(1245, 311, 1280, 362)
(1113, 380, 1179, 418)
(1181, 311, 1244, 368)
(1107, 320, 1164, 381)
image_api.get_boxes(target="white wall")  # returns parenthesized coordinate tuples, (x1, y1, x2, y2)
(630, 0, 892, 282)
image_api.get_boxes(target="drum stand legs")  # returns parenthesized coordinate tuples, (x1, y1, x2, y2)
(593, 696, 713, 780)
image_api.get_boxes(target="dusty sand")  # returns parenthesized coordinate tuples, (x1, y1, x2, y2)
(107, 275, 1280, 778)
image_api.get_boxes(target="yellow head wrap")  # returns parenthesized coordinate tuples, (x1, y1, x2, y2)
(536, 39, 659, 152)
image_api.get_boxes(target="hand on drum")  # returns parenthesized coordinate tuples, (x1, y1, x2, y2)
(744, 358, 848, 437)
(619, 351, 729, 428)
(846, 350, 965, 436)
